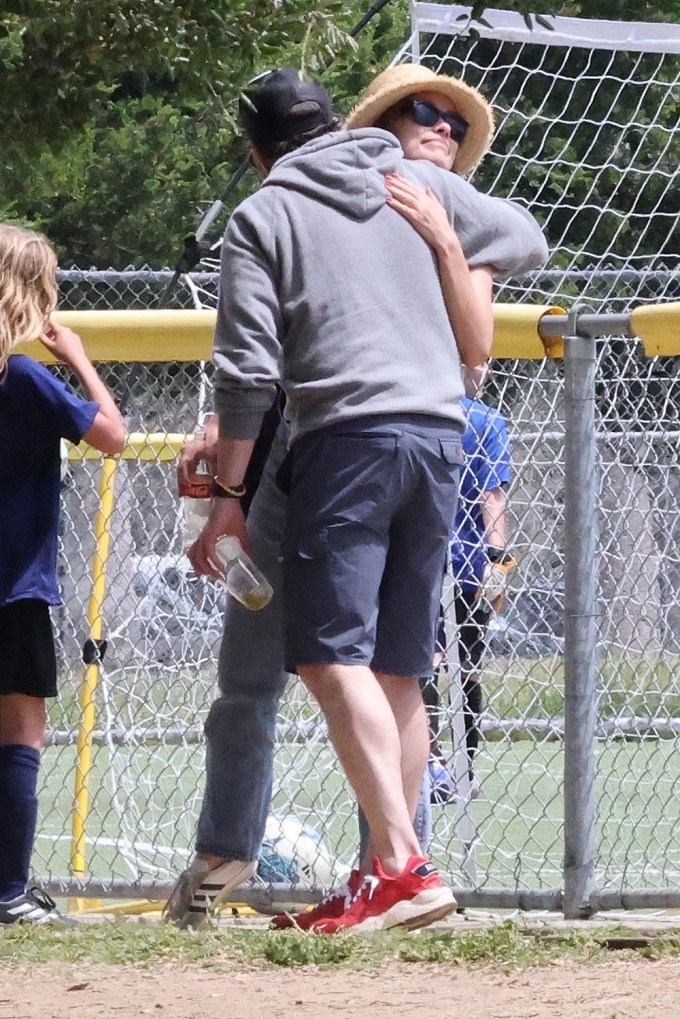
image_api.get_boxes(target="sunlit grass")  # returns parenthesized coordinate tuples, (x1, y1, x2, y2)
(2, 919, 680, 970)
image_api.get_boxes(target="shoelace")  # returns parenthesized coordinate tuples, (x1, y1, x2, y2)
(318, 880, 352, 909)
(353, 874, 379, 905)
(27, 886, 57, 912)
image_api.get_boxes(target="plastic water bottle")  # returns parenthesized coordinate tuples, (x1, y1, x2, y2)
(213, 535, 273, 611)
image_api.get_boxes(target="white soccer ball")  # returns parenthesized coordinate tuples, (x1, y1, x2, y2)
(258, 814, 351, 891)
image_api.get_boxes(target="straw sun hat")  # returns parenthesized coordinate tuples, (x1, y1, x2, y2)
(346, 63, 494, 175)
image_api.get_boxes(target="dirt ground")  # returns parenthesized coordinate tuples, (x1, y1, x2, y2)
(2, 957, 680, 1019)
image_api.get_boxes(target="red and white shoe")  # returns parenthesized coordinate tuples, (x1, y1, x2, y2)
(270, 869, 362, 931)
(313, 856, 456, 935)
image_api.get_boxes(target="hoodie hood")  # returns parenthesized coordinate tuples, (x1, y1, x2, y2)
(263, 128, 401, 219)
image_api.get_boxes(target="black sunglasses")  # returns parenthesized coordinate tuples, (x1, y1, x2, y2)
(400, 98, 468, 144)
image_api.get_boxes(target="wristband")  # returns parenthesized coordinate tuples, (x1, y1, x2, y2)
(211, 478, 247, 499)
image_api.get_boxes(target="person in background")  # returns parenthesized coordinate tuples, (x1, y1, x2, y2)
(0, 224, 126, 925)
(425, 361, 516, 804)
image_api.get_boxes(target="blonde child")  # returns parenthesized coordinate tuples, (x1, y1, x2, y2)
(0, 224, 125, 924)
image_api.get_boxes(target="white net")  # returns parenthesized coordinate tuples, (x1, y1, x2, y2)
(36, 6, 680, 907)
(396, 4, 680, 895)
(407, 3, 680, 310)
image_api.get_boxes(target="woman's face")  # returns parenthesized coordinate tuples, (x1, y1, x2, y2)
(388, 90, 462, 171)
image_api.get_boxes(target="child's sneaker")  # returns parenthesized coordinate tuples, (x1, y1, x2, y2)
(428, 758, 458, 804)
(270, 870, 362, 930)
(0, 887, 76, 926)
(314, 856, 456, 935)
(162, 857, 256, 929)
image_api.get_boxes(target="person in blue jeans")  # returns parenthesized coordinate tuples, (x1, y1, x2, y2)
(0, 223, 126, 925)
(425, 362, 515, 804)
(163, 64, 546, 930)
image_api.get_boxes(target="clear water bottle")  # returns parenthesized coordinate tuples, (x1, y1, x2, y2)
(181, 493, 211, 549)
(213, 535, 273, 611)
(178, 451, 213, 550)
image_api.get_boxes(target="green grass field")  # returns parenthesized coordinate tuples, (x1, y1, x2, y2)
(34, 732, 680, 898)
(33, 650, 680, 905)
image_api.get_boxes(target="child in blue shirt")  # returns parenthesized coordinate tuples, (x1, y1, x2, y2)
(427, 362, 514, 802)
(0, 223, 126, 924)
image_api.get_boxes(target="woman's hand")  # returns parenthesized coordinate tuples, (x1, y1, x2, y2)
(385, 173, 456, 253)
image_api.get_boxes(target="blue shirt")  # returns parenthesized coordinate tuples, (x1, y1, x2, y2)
(0, 355, 99, 606)
(451, 396, 511, 590)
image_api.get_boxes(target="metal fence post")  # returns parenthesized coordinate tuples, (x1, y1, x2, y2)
(562, 308, 598, 918)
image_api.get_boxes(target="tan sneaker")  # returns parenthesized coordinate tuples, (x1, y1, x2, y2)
(162, 857, 256, 929)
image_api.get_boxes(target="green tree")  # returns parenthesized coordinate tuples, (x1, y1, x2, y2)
(1, 0, 678, 266)
(0, 0, 369, 265)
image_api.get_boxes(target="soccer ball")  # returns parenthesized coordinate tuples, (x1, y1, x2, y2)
(258, 815, 351, 890)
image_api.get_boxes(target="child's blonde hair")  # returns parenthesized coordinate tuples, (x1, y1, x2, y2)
(0, 223, 58, 375)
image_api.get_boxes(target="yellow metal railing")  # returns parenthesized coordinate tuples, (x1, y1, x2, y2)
(69, 456, 118, 905)
(21, 304, 570, 363)
(17, 302, 680, 366)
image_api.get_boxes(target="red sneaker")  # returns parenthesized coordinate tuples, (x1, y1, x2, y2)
(270, 870, 362, 931)
(313, 856, 456, 935)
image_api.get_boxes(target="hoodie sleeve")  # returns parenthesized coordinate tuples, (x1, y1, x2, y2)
(458, 190, 550, 279)
(212, 200, 283, 440)
(409, 166, 549, 280)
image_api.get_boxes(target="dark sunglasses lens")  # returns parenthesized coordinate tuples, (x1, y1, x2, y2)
(410, 99, 468, 142)
(411, 99, 439, 127)
(446, 114, 468, 142)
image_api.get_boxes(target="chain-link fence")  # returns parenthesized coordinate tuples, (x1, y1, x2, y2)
(38, 267, 680, 915)
(35, 2, 680, 912)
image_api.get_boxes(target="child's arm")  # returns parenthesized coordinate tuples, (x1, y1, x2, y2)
(40, 320, 126, 454)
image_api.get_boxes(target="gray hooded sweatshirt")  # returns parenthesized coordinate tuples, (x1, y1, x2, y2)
(213, 128, 548, 444)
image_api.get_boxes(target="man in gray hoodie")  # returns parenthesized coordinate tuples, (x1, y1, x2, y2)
(188, 68, 548, 935)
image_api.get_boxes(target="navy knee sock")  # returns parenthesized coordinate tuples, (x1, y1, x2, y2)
(0, 744, 40, 901)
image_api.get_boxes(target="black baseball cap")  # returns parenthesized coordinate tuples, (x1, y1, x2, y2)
(239, 68, 336, 146)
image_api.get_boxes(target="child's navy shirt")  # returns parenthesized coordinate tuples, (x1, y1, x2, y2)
(0, 355, 98, 606)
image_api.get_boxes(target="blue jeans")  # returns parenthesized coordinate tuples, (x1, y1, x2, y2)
(195, 423, 289, 861)
(195, 422, 433, 862)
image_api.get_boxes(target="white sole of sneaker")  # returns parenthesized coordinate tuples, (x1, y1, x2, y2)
(184, 860, 257, 929)
(352, 887, 457, 934)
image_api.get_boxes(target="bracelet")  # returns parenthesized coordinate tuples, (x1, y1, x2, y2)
(211, 478, 247, 499)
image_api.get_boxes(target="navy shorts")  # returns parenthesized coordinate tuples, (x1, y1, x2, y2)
(0, 599, 58, 698)
(282, 415, 463, 677)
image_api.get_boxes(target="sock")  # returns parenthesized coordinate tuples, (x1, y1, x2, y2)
(0, 745, 40, 901)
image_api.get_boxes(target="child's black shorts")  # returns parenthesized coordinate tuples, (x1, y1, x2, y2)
(0, 599, 58, 698)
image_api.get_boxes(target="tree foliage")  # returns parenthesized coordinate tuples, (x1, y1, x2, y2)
(0, 0, 374, 265)
(1, 0, 678, 267)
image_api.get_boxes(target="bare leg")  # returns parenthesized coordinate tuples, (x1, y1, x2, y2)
(377, 672, 429, 817)
(358, 672, 429, 873)
(0, 694, 46, 750)
(298, 662, 422, 876)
